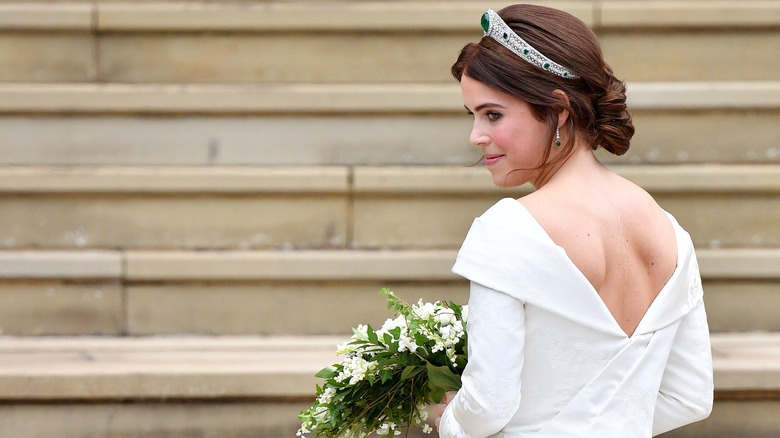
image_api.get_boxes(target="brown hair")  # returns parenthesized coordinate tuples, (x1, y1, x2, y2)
(452, 4, 634, 162)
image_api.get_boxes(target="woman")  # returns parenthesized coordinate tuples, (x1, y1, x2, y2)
(432, 5, 713, 437)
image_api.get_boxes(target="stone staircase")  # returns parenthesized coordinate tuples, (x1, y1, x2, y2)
(0, 1, 778, 437)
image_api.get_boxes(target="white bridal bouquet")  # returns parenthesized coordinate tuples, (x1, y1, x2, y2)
(297, 289, 468, 437)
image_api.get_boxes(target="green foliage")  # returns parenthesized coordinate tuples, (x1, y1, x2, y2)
(297, 289, 468, 437)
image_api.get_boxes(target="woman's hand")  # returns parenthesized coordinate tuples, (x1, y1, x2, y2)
(433, 391, 458, 431)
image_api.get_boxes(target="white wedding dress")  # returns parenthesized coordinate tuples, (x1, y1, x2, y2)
(438, 199, 713, 438)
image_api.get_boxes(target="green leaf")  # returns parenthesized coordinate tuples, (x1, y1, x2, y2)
(426, 362, 462, 392)
(315, 367, 337, 379)
(351, 327, 368, 341)
(367, 325, 378, 344)
(400, 365, 425, 381)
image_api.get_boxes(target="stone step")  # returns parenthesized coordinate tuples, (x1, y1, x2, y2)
(0, 247, 777, 336)
(0, 165, 776, 250)
(1, 1, 778, 83)
(0, 82, 778, 165)
(0, 333, 778, 437)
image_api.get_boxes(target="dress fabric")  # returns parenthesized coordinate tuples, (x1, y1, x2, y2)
(438, 198, 714, 438)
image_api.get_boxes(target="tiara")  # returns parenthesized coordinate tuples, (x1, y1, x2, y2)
(481, 9, 579, 80)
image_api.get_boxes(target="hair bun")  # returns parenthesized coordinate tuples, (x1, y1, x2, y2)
(594, 68, 634, 156)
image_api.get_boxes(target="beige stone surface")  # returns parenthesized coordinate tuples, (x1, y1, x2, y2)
(0, 166, 348, 193)
(0, 83, 464, 114)
(353, 192, 780, 248)
(0, 33, 94, 82)
(601, 1, 780, 28)
(0, 115, 471, 166)
(659, 400, 780, 438)
(99, 32, 475, 84)
(127, 282, 468, 335)
(0, 333, 775, 397)
(125, 250, 459, 281)
(0, 401, 312, 438)
(704, 281, 780, 332)
(712, 332, 780, 391)
(95, 1, 587, 31)
(696, 248, 780, 279)
(0, 282, 122, 336)
(0, 399, 777, 438)
(354, 165, 780, 193)
(1, 82, 776, 114)
(353, 195, 499, 248)
(0, 335, 342, 399)
(0, 3, 92, 30)
(125, 279, 776, 335)
(1, 111, 776, 166)
(0, 250, 121, 279)
(605, 108, 780, 164)
(98, 31, 779, 83)
(602, 31, 780, 82)
(655, 196, 780, 247)
(0, 195, 347, 249)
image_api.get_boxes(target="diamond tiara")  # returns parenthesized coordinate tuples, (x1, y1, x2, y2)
(481, 9, 579, 80)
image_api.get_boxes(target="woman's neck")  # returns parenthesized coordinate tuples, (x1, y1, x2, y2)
(532, 141, 604, 190)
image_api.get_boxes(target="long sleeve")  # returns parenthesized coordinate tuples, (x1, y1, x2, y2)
(439, 281, 526, 438)
(652, 299, 714, 436)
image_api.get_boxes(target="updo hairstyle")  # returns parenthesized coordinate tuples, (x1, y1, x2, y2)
(452, 4, 634, 159)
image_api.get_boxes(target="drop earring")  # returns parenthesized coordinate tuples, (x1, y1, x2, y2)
(555, 127, 561, 147)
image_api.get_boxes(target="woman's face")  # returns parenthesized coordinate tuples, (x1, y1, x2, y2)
(461, 74, 553, 188)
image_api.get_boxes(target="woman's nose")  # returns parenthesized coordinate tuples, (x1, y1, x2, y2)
(469, 124, 488, 147)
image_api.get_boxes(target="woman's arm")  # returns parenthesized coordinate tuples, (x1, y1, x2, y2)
(652, 299, 714, 436)
(436, 281, 526, 437)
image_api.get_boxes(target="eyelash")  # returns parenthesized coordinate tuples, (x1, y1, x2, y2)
(466, 111, 502, 122)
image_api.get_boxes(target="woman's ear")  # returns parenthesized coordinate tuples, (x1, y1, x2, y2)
(552, 89, 570, 128)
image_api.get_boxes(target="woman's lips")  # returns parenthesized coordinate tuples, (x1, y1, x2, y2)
(484, 155, 505, 166)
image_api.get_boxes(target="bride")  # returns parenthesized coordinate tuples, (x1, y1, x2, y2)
(433, 5, 713, 437)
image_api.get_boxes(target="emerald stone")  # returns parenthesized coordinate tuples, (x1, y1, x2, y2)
(503, 33, 508, 39)
(543, 62, 550, 69)
(523, 49, 529, 55)
(481, 13, 489, 32)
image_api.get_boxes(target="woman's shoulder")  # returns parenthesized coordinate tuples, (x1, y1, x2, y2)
(472, 198, 552, 241)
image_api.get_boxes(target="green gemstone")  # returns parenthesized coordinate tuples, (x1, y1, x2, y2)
(555, 140, 561, 147)
(543, 62, 550, 69)
(503, 32, 508, 39)
(481, 13, 489, 32)
(522, 49, 529, 55)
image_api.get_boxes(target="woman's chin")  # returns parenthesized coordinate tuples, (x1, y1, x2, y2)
(490, 172, 525, 189)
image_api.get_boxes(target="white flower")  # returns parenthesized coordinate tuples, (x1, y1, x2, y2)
(417, 404, 429, 421)
(397, 332, 418, 353)
(418, 302, 437, 318)
(376, 423, 390, 436)
(422, 424, 433, 434)
(352, 324, 369, 340)
(376, 422, 402, 436)
(461, 305, 469, 322)
(334, 355, 376, 385)
(434, 310, 456, 326)
(377, 315, 407, 336)
(335, 341, 355, 355)
(317, 386, 337, 404)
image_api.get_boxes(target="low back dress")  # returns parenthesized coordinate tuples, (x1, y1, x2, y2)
(438, 198, 714, 437)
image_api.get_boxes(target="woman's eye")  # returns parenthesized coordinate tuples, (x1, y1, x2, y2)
(486, 112, 502, 121)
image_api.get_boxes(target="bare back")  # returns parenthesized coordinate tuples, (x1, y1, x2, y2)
(520, 171, 678, 337)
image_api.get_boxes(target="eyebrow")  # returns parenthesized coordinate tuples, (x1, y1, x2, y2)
(465, 102, 507, 113)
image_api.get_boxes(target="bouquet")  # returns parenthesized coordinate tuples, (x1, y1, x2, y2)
(297, 289, 468, 437)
